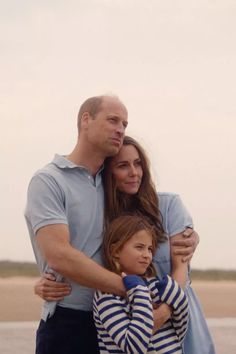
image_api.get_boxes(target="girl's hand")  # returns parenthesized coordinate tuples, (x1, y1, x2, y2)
(121, 273, 146, 291)
(34, 273, 71, 301)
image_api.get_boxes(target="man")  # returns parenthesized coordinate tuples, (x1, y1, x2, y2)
(25, 95, 197, 354)
(25, 95, 129, 353)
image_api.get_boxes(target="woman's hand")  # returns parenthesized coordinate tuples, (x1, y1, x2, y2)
(170, 228, 200, 263)
(34, 273, 71, 301)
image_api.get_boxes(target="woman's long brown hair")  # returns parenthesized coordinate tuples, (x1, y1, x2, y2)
(103, 136, 166, 245)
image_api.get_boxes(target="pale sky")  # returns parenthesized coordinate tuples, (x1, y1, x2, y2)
(1, 0, 236, 269)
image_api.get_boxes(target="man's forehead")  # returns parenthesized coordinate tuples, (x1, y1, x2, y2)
(102, 96, 127, 112)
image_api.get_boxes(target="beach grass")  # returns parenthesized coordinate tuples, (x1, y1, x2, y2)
(0, 261, 39, 277)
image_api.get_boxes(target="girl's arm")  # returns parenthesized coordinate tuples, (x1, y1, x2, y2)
(148, 275, 189, 343)
(170, 232, 189, 288)
(94, 275, 153, 354)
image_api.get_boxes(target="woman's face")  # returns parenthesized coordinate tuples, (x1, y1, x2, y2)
(110, 144, 143, 194)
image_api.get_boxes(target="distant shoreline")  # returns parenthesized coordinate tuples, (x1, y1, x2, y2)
(0, 260, 236, 280)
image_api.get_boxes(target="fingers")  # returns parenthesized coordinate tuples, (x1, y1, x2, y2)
(172, 237, 195, 247)
(182, 228, 194, 238)
(34, 275, 71, 301)
(38, 285, 71, 301)
(40, 288, 71, 301)
(44, 273, 56, 281)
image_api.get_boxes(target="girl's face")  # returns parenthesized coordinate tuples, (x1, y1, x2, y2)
(110, 145, 143, 195)
(113, 230, 153, 275)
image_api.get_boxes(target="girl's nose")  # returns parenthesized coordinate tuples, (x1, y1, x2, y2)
(143, 249, 151, 258)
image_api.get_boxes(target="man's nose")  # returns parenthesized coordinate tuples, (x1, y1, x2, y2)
(116, 122, 125, 135)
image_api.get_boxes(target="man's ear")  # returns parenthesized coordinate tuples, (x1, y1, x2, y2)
(80, 112, 90, 130)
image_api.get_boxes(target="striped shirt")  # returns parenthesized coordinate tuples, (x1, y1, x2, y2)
(93, 275, 189, 353)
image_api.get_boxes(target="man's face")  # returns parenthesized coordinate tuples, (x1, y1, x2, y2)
(86, 97, 128, 157)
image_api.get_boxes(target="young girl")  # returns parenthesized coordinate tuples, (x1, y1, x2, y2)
(93, 214, 189, 354)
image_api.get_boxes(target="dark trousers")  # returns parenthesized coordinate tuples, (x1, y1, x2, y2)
(36, 306, 99, 354)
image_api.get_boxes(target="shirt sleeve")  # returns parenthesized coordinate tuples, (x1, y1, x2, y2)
(93, 285, 153, 354)
(148, 275, 189, 343)
(26, 173, 67, 234)
(159, 193, 193, 236)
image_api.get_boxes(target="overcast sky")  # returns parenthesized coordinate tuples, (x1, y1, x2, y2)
(1, 0, 236, 269)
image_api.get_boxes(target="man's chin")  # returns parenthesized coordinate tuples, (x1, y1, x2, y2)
(106, 146, 120, 156)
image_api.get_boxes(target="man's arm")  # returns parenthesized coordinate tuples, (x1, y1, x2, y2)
(171, 228, 200, 263)
(36, 224, 125, 296)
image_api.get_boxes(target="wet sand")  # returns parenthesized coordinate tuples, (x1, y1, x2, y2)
(0, 277, 236, 353)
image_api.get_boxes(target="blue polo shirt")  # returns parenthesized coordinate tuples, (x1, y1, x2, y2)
(25, 155, 104, 319)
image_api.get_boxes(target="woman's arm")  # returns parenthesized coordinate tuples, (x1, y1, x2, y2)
(148, 275, 189, 343)
(34, 273, 71, 301)
(94, 275, 153, 354)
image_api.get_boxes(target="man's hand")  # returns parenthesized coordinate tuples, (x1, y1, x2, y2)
(171, 228, 200, 263)
(152, 303, 172, 333)
(34, 273, 71, 301)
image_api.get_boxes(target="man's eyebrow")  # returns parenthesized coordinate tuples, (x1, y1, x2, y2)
(107, 114, 128, 126)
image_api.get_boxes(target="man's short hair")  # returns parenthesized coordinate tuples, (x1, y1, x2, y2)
(77, 96, 104, 131)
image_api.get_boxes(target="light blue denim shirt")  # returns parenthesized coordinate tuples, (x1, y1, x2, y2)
(156, 192, 215, 354)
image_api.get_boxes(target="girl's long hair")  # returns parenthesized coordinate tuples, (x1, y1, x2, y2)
(103, 136, 166, 244)
(103, 214, 157, 277)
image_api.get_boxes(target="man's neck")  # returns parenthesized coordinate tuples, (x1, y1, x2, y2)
(67, 141, 105, 176)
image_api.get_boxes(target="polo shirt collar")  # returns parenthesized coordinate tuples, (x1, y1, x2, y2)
(52, 154, 104, 174)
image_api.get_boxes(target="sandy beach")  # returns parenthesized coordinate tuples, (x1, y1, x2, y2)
(0, 277, 236, 353)
(1, 276, 236, 321)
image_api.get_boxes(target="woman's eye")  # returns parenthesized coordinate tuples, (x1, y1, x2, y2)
(135, 160, 142, 166)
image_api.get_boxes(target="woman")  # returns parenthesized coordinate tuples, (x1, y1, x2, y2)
(35, 136, 215, 354)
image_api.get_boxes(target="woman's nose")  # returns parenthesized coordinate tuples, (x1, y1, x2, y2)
(129, 165, 137, 175)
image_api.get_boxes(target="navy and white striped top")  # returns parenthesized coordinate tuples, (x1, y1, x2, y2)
(93, 275, 189, 353)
